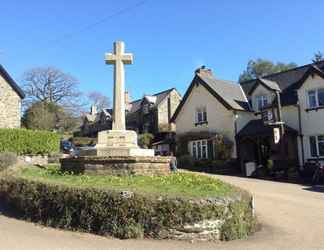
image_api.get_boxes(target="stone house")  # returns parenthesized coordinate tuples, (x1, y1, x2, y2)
(80, 88, 182, 155)
(0, 65, 25, 128)
(172, 62, 324, 169)
(80, 106, 112, 137)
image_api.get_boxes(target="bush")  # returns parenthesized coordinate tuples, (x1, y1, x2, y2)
(0, 174, 256, 240)
(0, 129, 60, 155)
(177, 155, 194, 169)
(0, 152, 17, 170)
(138, 133, 154, 149)
(71, 137, 97, 147)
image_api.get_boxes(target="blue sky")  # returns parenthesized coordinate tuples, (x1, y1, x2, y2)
(1, 1, 324, 104)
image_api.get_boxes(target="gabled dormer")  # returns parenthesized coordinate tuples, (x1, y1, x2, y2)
(248, 78, 281, 112)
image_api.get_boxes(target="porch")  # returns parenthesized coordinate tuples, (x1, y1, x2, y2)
(237, 119, 299, 177)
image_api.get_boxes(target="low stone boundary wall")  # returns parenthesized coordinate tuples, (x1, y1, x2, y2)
(17, 155, 49, 166)
(17, 154, 63, 166)
(60, 156, 171, 176)
(0, 175, 256, 241)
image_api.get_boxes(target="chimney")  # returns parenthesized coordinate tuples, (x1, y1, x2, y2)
(90, 105, 97, 115)
(195, 65, 213, 76)
(125, 91, 131, 110)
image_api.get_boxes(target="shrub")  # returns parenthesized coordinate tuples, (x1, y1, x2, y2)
(0, 174, 256, 240)
(0, 152, 17, 171)
(71, 137, 97, 147)
(213, 134, 233, 160)
(177, 155, 194, 169)
(0, 129, 60, 155)
(138, 133, 154, 149)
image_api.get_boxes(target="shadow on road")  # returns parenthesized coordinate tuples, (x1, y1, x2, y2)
(303, 185, 324, 193)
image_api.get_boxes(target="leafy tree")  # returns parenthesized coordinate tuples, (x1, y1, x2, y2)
(312, 51, 324, 63)
(239, 58, 298, 82)
(22, 101, 80, 132)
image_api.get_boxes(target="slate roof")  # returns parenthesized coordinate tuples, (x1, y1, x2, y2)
(171, 69, 251, 122)
(0, 64, 25, 99)
(240, 60, 324, 106)
(128, 88, 177, 113)
(237, 119, 297, 138)
(197, 72, 249, 111)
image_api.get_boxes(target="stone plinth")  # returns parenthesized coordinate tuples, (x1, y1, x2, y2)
(60, 156, 171, 176)
(79, 130, 154, 157)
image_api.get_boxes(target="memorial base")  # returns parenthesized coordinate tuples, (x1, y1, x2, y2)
(60, 156, 171, 176)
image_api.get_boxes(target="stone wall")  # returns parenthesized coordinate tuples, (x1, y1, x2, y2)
(157, 89, 181, 132)
(17, 155, 49, 166)
(60, 156, 171, 176)
(0, 74, 21, 128)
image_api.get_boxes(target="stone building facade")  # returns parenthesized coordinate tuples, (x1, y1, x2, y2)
(80, 88, 182, 155)
(0, 65, 25, 128)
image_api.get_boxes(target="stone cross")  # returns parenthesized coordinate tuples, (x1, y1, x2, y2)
(105, 41, 133, 130)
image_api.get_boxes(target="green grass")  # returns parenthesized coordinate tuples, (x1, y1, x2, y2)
(16, 165, 236, 199)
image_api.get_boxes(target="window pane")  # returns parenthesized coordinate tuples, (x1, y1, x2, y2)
(318, 135, 324, 141)
(310, 136, 317, 157)
(192, 142, 197, 159)
(319, 142, 324, 156)
(318, 89, 324, 106)
(197, 112, 202, 122)
(202, 142, 208, 159)
(263, 97, 268, 107)
(308, 91, 317, 108)
(203, 111, 207, 122)
(197, 141, 201, 159)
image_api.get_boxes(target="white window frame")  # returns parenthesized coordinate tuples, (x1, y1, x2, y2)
(307, 88, 324, 109)
(309, 135, 324, 157)
(255, 95, 268, 111)
(190, 139, 208, 160)
(195, 106, 207, 124)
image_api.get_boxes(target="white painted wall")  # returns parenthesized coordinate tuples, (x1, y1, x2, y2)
(175, 83, 240, 157)
(297, 74, 324, 162)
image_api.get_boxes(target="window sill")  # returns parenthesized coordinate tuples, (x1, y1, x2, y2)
(307, 157, 324, 161)
(305, 106, 324, 112)
(194, 121, 208, 126)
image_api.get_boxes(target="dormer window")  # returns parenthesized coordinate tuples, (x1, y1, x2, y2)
(307, 89, 324, 109)
(255, 95, 268, 111)
(195, 106, 207, 125)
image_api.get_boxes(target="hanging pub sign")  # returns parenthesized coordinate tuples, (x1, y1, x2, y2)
(273, 127, 280, 144)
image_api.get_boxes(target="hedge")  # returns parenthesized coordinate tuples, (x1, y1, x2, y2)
(0, 175, 256, 240)
(0, 129, 60, 155)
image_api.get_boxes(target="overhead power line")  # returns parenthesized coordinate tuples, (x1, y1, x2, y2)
(49, 0, 147, 45)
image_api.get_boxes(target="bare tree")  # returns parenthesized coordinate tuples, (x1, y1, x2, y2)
(87, 91, 110, 111)
(22, 66, 82, 108)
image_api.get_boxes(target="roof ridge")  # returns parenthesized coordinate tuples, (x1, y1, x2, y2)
(129, 88, 176, 104)
(240, 60, 324, 85)
(0, 64, 25, 98)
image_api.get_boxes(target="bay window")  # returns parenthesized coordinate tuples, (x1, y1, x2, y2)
(190, 139, 208, 159)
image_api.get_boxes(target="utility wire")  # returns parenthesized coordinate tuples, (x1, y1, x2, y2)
(49, 0, 147, 46)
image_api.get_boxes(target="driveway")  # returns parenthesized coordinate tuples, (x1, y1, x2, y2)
(0, 175, 323, 250)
